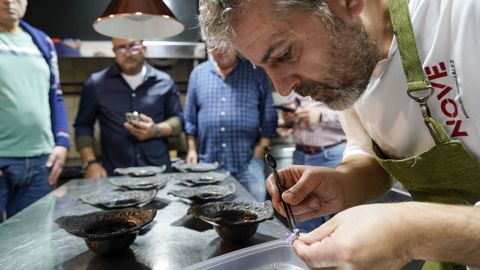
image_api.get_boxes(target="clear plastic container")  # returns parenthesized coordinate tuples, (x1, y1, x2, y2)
(185, 239, 308, 270)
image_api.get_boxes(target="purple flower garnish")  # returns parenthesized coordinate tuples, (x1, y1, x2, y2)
(286, 228, 300, 245)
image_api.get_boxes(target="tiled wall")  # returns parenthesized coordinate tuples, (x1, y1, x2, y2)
(59, 57, 197, 165)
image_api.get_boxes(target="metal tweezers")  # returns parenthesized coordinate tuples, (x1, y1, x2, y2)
(272, 169, 298, 235)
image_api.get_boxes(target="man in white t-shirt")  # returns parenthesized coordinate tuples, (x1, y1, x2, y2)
(199, 0, 480, 269)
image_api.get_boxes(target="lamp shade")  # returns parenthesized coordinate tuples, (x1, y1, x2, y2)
(93, 0, 184, 40)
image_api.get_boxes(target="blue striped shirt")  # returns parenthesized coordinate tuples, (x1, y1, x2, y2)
(184, 59, 277, 174)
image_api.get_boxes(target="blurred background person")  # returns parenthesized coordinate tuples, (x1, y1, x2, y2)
(278, 93, 346, 232)
(74, 38, 183, 179)
(184, 48, 277, 201)
(0, 0, 70, 221)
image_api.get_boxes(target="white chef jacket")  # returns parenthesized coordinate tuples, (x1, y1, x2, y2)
(339, 1, 480, 268)
(341, 0, 480, 161)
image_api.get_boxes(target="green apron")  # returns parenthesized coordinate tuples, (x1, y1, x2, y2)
(371, 1, 480, 269)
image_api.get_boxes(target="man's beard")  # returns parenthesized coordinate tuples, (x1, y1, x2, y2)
(120, 59, 143, 75)
(295, 16, 379, 111)
(295, 80, 363, 111)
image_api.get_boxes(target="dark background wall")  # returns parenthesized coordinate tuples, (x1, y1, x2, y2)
(23, 0, 200, 42)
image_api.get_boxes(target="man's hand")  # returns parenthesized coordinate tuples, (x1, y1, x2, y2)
(46, 146, 68, 186)
(265, 165, 346, 221)
(293, 203, 414, 269)
(295, 107, 321, 128)
(124, 113, 156, 141)
(84, 163, 107, 180)
(253, 137, 269, 158)
(294, 107, 311, 123)
(186, 149, 198, 164)
(253, 145, 266, 158)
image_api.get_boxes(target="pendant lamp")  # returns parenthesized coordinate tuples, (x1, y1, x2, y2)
(93, 0, 184, 39)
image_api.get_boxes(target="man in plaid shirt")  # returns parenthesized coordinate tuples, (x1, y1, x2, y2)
(184, 48, 277, 201)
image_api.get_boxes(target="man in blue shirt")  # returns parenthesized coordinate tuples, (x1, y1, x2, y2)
(0, 0, 70, 220)
(74, 38, 183, 178)
(184, 48, 277, 201)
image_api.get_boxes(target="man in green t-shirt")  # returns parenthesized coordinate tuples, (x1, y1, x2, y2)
(0, 0, 70, 221)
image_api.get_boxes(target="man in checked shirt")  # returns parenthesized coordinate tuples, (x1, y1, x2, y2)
(184, 48, 277, 202)
(279, 92, 346, 232)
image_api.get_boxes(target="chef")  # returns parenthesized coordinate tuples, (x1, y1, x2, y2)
(198, 0, 480, 269)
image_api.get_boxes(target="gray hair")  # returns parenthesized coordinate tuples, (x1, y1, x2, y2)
(199, 0, 334, 50)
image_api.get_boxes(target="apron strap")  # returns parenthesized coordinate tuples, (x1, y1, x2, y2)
(388, 0, 449, 144)
(388, 0, 431, 92)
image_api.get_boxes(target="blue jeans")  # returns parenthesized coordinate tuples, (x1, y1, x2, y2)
(0, 155, 52, 221)
(293, 142, 346, 232)
(232, 158, 267, 202)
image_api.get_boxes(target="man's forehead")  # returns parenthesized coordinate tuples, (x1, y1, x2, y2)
(231, 0, 278, 34)
(231, 3, 284, 59)
(113, 39, 140, 46)
(233, 19, 287, 65)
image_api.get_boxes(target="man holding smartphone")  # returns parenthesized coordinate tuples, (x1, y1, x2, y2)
(74, 38, 183, 178)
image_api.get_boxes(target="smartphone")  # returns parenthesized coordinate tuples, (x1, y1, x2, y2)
(274, 104, 296, 113)
(125, 111, 140, 123)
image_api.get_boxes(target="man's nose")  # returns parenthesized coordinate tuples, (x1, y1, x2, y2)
(265, 68, 300, 97)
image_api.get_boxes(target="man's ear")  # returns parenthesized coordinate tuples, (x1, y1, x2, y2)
(345, 0, 366, 17)
(326, 0, 366, 19)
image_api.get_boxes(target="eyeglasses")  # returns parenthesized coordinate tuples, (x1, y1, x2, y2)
(113, 43, 144, 55)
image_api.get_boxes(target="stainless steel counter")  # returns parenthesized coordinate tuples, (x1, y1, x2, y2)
(0, 176, 289, 270)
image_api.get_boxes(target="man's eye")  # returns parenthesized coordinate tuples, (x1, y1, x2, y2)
(277, 47, 291, 62)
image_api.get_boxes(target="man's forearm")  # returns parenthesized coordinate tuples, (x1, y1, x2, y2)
(154, 117, 182, 138)
(336, 154, 392, 209)
(186, 135, 197, 152)
(163, 116, 182, 137)
(50, 41, 70, 149)
(79, 147, 97, 162)
(404, 202, 480, 266)
(75, 135, 94, 152)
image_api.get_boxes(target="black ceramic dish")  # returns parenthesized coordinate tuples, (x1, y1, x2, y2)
(172, 161, 219, 172)
(113, 165, 167, 177)
(55, 208, 156, 255)
(173, 171, 230, 186)
(79, 189, 158, 209)
(108, 175, 170, 190)
(168, 184, 236, 202)
(188, 201, 274, 243)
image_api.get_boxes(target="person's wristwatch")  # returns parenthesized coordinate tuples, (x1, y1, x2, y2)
(83, 159, 100, 170)
(154, 124, 162, 138)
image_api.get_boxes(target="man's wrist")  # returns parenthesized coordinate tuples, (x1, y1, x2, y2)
(154, 124, 162, 138)
(83, 159, 100, 170)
